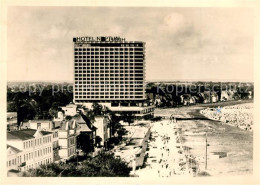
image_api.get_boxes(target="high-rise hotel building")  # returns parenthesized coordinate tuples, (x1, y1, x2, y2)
(73, 36, 154, 119)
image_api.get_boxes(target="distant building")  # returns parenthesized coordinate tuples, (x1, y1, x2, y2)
(7, 112, 18, 131)
(60, 103, 78, 116)
(248, 91, 253, 99)
(53, 111, 65, 121)
(181, 94, 193, 105)
(200, 92, 211, 103)
(210, 91, 219, 103)
(221, 90, 233, 101)
(7, 129, 54, 172)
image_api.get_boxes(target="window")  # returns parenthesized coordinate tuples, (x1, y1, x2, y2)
(37, 123, 41, 129)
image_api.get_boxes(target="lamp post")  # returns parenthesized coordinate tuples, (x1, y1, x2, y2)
(205, 123, 209, 170)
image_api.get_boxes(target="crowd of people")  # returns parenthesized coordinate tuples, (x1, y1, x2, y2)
(201, 103, 253, 131)
(144, 118, 196, 177)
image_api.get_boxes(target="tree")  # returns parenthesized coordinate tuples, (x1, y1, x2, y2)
(22, 163, 63, 177)
(95, 136, 102, 147)
(77, 133, 94, 154)
(92, 102, 103, 115)
(122, 112, 134, 126)
(22, 152, 131, 177)
(80, 151, 131, 177)
(7, 84, 73, 125)
(48, 107, 58, 119)
(108, 112, 121, 136)
(65, 115, 72, 121)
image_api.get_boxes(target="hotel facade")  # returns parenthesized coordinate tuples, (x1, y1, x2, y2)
(73, 36, 154, 119)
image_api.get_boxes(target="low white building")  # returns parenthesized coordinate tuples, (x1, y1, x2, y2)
(7, 144, 22, 172)
(60, 103, 78, 116)
(53, 111, 64, 121)
(7, 129, 54, 172)
(94, 116, 110, 146)
(26, 120, 61, 161)
(58, 121, 77, 159)
(28, 120, 58, 131)
(7, 112, 18, 131)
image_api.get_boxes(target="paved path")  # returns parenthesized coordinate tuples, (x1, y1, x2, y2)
(114, 124, 150, 168)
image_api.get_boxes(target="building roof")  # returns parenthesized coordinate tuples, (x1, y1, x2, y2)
(71, 114, 86, 123)
(7, 129, 52, 141)
(7, 131, 34, 141)
(62, 103, 77, 108)
(60, 121, 77, 130)
(20, 129, 52, 136)
(7, 112, 17, 118)
(110, 105, 154, 112)
(77, 123, 94, 133)
(7, 144, 22, 153)
(29, 120, 52, 123)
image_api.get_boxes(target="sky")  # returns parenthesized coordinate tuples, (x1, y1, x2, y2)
(7, 7, 254, 82)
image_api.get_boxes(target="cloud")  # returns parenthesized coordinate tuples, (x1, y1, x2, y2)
(160, 12, 187, 34)
(7, 7, 254, 82)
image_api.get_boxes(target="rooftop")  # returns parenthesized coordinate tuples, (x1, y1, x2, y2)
(77, 123, 94, 133)
(29, 120, 52, 122)
(60, 121, 77, 130)
(7, 129, 52, 141)
(7, 144, 22, 153)
(62, 103, 77, 108)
